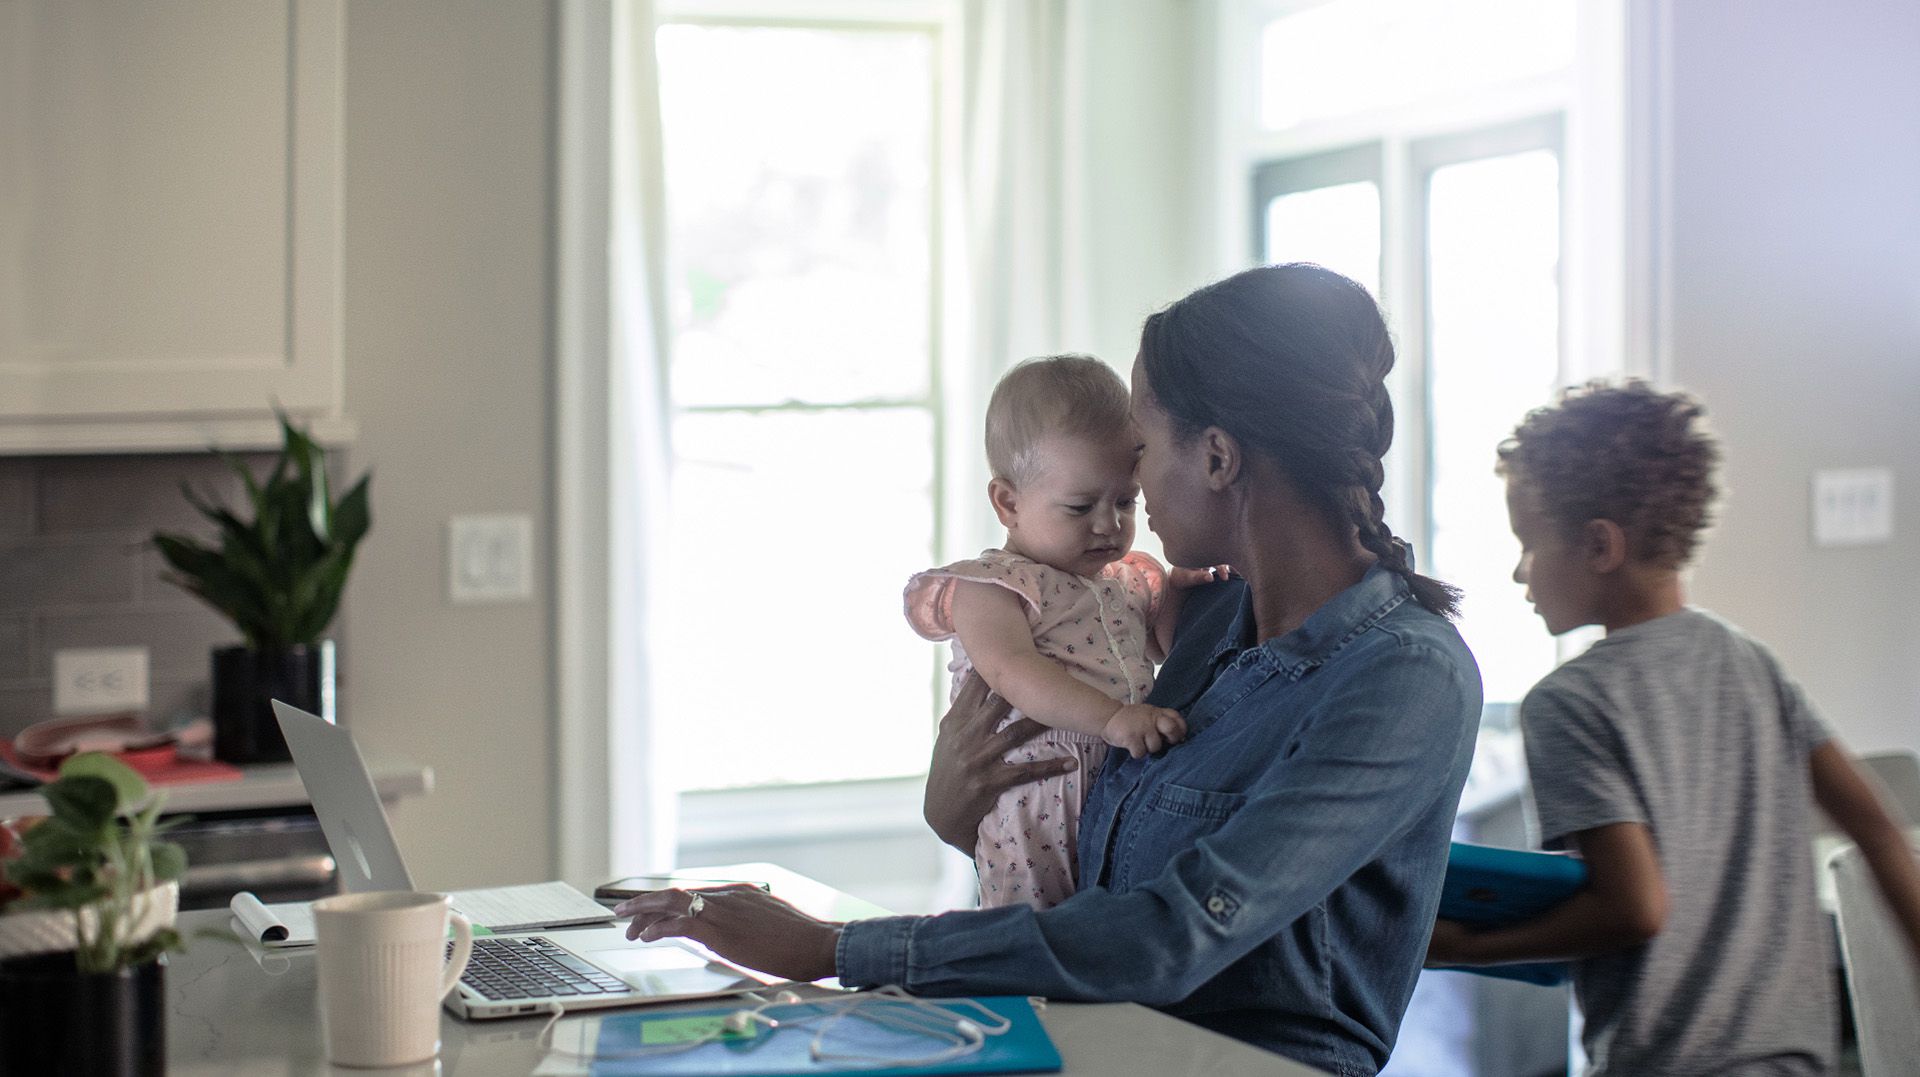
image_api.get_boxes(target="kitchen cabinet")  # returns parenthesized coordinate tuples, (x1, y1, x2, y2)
(0, 0, 350, 453)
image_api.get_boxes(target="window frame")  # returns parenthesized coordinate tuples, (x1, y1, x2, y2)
(1231, 0, 1626, 702)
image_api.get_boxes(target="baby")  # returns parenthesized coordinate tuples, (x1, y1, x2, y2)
(906, 355, 1210, 910)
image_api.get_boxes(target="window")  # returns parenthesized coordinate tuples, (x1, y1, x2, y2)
(654, 19, 945, 789)
(1241, 0, 1612, 707)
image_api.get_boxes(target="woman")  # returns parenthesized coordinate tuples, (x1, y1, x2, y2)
(620, 264, 1482, 1076)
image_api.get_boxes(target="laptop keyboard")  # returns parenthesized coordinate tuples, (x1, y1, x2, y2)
(451, 936, 630, 1001)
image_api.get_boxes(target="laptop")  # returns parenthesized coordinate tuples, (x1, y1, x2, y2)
(271, 700, 783, 1019)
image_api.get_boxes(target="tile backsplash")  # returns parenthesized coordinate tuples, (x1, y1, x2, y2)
(0, 452, 284, 740)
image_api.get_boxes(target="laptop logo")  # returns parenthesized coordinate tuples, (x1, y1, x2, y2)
(341, 818, 376, 883)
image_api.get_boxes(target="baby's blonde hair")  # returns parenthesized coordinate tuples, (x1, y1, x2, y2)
(985, 355, 1133, 486)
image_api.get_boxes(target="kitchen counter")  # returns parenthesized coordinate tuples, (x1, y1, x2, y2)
(0, 756, 431, 818)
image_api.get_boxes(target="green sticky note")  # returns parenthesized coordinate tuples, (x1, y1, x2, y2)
(639, 1015, 756, 1046)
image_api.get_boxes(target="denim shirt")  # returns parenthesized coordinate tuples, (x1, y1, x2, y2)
(837, 566, 1482, 1077)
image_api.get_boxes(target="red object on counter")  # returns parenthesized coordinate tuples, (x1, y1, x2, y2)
(0, 741, 242, 786)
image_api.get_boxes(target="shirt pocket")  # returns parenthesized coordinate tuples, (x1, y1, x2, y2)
(1116, 780, 1249, 889)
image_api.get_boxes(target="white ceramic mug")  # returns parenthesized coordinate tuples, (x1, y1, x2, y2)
(313, 890, 474, 1068)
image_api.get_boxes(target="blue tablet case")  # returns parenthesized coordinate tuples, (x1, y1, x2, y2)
(1436, 841, 1588, 986)
(589, 995, 1062, 1076)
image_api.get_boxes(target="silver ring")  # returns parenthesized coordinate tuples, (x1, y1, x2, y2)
(684, 893, 706, 919)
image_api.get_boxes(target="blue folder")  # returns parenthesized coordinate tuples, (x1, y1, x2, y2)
(589, 995, 1062, 1076)
(1435, 841, 1588, 986)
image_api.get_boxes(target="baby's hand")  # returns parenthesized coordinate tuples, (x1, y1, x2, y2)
(1169, 564, 1233, 589)
(1102, 703, 1187, 759)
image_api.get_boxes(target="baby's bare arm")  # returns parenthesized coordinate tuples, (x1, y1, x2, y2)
(949, 582, 1124, 737)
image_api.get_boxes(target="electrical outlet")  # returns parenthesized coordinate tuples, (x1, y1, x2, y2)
(53, 647, 150, 716)
(449, 514, 535, 603)
(1813, 468, 1894, 547)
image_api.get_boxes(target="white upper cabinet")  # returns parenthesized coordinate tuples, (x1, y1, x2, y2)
(0, 0, 347, 452)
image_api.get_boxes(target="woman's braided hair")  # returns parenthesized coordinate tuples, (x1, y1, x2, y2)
(1139, 263, 1462, 619)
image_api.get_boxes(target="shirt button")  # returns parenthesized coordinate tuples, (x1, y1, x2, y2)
(1206, 896, 1226, 914)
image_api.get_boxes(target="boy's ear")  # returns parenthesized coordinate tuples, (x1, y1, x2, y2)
(1583, 519, 1630, 574)
(1201, 426, 1242, 491)
(988, 478, 1020, 529)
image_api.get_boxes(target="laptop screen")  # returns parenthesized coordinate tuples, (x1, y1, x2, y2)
(272, 700, 416, 892)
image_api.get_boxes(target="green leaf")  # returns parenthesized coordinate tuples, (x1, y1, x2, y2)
(59, 752, 149, 814)
(333, 476, 372, 550)
(122, 928, 183, 966)
(43, 774, 118, 831)
(148, 842, 187, 883)
(17, 815, 98, 866)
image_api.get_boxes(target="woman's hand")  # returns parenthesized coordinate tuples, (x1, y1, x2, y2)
(614, 885, 843, 982)
(922, 674, 1075, 852)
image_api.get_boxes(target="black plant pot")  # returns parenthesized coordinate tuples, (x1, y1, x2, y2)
(0, 952, 166, 1076)
(211, 641, 336, 764)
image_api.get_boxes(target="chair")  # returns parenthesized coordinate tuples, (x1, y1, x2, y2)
(1828, 844, 1920, 1077)
(1818, 750, 1920, 835)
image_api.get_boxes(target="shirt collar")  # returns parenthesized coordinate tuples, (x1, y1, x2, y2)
(1208, 564, 1412, 678)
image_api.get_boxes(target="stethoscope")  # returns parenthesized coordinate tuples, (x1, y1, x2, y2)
(536, 984, 1016, 1067)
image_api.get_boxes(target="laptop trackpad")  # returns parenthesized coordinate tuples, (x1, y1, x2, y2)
(585, 943, 756, 997)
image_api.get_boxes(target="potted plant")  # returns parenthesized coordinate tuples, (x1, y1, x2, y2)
(0, 753, 186, 1076)
(153, 413, 370, 763)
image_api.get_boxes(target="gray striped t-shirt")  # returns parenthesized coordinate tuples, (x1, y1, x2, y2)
(1522, 608, 1835, 1076)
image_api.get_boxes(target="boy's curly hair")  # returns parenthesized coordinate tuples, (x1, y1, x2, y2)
(1496, 380, 1721, 569)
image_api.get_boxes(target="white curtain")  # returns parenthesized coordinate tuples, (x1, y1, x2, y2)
(960, 0, 1095, 370)
(607, 0, 677, 875)
(555, 0, 675, 886)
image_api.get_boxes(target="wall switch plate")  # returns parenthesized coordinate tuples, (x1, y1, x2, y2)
(1813, 468, 1894, 547)
(449, 514, 535, 603)
(53, 647, 150, 715)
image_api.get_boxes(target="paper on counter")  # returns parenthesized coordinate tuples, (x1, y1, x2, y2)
(230, 891, 316, 948)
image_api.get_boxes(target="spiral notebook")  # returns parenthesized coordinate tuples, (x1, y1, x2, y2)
(231, 880, 614, 948)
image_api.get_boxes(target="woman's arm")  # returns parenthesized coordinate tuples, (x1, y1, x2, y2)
(1426, 822, 1668, 966)
(625, 646, 1476, 1001)
(921, 674, 1073, 853)
(951, 583, 1184, 756)
(1812, 741, 1920, 967)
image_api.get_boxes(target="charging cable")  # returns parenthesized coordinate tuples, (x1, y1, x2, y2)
(533, 985, 1012, 1067)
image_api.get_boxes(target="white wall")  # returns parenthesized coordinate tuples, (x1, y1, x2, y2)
(1663, 0, 1920, 752)
(1079, 1, 1213, 372)
(339, 0, 557, 889)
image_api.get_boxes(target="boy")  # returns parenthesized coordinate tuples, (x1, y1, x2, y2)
(1427, 381, 1920, 1075)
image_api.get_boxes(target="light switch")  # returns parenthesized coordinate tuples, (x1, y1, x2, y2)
(449, 514, 536, 603)
(1812, 468, 1894, 547)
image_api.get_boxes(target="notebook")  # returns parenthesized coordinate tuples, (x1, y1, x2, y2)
(1435, 841, 1589, 985)
(582, 995, 1063, 1076)
(231, 880, 613, 947)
